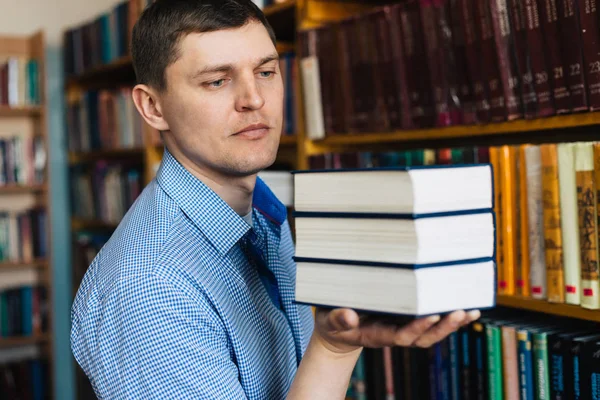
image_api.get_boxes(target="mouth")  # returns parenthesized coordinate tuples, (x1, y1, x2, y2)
(234, 123, 271, 139)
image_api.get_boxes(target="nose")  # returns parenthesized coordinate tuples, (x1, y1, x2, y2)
(235, 74, 266, 112)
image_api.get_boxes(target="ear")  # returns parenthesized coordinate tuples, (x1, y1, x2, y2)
(131, 84, 170, 131)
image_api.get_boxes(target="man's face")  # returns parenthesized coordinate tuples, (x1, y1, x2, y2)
(159, 21, 283, 177)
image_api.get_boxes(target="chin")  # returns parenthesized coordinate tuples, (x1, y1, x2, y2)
(224, 154, 277, 177)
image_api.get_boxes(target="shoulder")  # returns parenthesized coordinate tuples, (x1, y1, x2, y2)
(71, 179, 216, 321)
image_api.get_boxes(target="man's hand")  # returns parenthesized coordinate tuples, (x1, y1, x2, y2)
(313, 308, 481, 355)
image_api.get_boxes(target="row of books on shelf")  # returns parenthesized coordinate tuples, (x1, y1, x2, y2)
(0, 58, 41, 107)
(0, 285, 48, 338)
(0, 346, 48, 400)
(63, 0, 152, 77)
(67, 88, 145, 152)
(0, 209, 47, 264)
(345, 310, 600, 400)
(306, 139, 600, 312)
(299, 0, 600, 139)
(0, 135, 45, 187)
(70, 162, 143, 224)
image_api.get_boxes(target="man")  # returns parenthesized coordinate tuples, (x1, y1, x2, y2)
(70, 0, 480, 398)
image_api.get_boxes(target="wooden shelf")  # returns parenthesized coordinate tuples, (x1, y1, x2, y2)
(66, 55, 135, 89)
(264, 0, 296, 42)
(0, 184, 47, 194)
(0, 259, 48, 270)
(497, 295, 600, 323)
(0, 334, 49, 348)
(264, 0, 296, 17)
(0, 106, 43, 117)
(69, 147, 145, 164)
(306, 112, 600, 155)
(276, 41, 295, 54)
(71, 218, 118, 231)
(280, 135, 297, 146)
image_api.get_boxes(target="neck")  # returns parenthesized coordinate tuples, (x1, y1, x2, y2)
(166, 145, 256, 216)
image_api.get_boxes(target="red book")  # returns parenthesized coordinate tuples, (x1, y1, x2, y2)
(537, 0, 572, 113)
(577, 0, 600, 110)
(460, 0, 491, 122)
(557, 0, 588, 111)
(399, 0, 436, 128)
(450, 0, 478, 124)
(475, 0, 506, 121)
(524, 0, 556, 117)
(489, 0, 523, 121)
(508, 0, 538, 119)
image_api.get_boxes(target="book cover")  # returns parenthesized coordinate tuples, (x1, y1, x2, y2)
(540, 144, 565, 303)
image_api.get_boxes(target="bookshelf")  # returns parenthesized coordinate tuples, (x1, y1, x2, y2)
(0, 31, 53, 396)
(62, 0, 600, 398)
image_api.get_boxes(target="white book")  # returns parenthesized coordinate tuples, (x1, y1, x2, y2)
(300, 56, 326, 140)
(557, 143, 581, 305)
(524, 145, 547, 299)
(294, 211, 495, 265)
(259, 170, 294, 206)
(295, 258, 496, 316)
(293, 164, 493, 214)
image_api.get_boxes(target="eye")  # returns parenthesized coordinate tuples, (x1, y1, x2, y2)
(208, 79, 226, 88)
(259, 71, 274, 78)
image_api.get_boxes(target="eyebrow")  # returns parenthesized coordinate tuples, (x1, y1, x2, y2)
(192, 52, 280, 79)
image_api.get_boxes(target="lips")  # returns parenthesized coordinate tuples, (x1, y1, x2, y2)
(234, 123, 270, 139)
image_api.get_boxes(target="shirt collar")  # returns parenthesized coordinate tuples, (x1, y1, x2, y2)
(156, 148, 287, 256)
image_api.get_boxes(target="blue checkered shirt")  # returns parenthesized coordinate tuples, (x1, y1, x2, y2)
(70, 149, 314, 399)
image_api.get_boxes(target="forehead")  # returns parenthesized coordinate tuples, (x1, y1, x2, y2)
(175, 22, 276, 68)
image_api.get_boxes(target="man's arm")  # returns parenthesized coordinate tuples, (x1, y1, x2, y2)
(287, 308, 480, 399)
(71, 273, 247, 399)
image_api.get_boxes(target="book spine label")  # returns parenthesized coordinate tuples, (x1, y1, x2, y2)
(557, 0, 589, 111)
(451, 0, 478, 124)
(538, 0, 572, 113)
(525, 146, 547, 299)
(475, 0, 506, 121)
(533, 333, 551, 400)
(461, 0, 491, 122)
(557, 143, 581, 305)
(541, 144, 566, 303)
(577, 0, 600, 110)
(400, 1, 436, 128)
(548, 334, 567, 399)
(490, 0, 524, 120)
(524, 0, 555, 116)
(509, 0, 539, 119)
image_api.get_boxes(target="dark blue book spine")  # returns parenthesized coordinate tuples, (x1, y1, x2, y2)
(450, 331, 461, 400)
(517, 329, 534, 400)
(460, 328, 472, 400)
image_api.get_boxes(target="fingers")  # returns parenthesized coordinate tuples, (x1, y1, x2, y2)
(324, 308, 359, 332)
(412, 310, 477, 348)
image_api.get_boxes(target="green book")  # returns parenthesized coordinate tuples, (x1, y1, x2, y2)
(487, 323, 504, 400)
(533, 331, 551, 400)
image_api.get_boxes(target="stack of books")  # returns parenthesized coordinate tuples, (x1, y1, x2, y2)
(292, 164, 497, 317)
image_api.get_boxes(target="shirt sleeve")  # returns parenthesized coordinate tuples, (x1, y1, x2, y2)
(71, 272, 247, 399)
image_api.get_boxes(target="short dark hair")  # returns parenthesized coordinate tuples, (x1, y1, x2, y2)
(131, 0, 277, 91)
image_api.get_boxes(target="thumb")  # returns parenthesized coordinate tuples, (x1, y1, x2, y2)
(326, 308, 359, 332)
